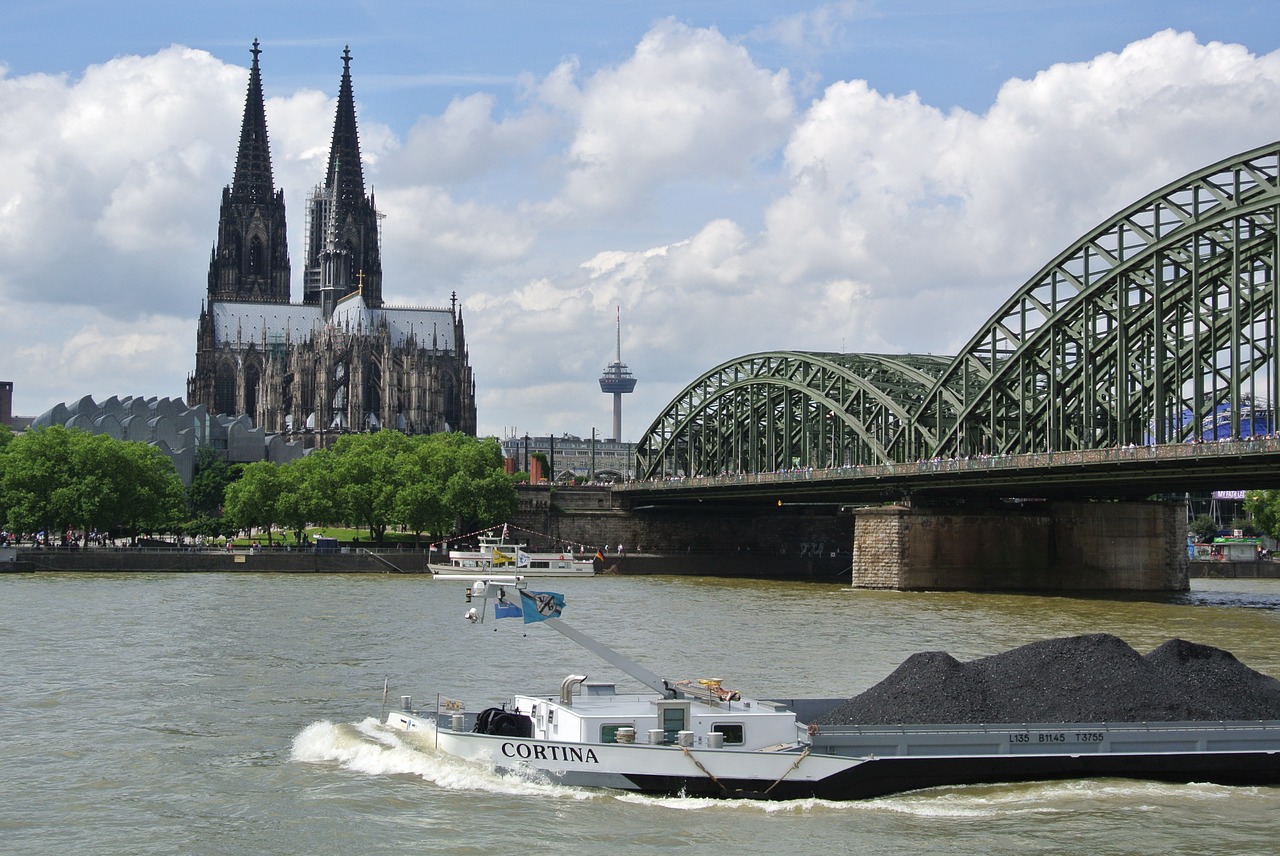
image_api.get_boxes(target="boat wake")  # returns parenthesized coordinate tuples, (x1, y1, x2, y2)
(290, 718, 598, 800)
(615, 777, 1262, 815)
(869, 778, 1270, 818)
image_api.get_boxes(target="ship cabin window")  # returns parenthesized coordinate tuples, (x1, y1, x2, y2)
(662, 707, 686, 743)
(600, 724, 633, 743)
(711, 723, 745, 745)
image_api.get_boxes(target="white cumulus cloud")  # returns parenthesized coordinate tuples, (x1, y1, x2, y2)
(5, 24, 1280, 443)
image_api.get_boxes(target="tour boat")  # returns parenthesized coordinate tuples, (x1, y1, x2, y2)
(429, 533, 597, 578)
(382, 577, 1280, 800)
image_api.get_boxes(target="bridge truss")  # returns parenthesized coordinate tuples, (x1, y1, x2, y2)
(637, 142, 1280, 479)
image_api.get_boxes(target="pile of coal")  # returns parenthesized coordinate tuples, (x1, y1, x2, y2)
(813, 634, 1280, 725)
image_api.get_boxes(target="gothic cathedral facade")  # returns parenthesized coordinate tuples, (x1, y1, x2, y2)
(188, 42, 477, 445)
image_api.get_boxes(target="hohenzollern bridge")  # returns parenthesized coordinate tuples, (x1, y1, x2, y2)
(611, 142, 1280, 591)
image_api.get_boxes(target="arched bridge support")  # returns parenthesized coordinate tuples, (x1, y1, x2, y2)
(851, 500, 1189, 592)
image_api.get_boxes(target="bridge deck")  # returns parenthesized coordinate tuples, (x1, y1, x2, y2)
(617, 437, 1280, 507)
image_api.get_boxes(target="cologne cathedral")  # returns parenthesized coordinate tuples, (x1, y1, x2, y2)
(188, 42, 476, 445)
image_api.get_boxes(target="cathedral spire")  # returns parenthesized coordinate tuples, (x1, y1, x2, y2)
(207, 39, 290, 305)
(325, 46, 366, 223)
(231, 39, 275, 205)
(303, 45, 382, 309)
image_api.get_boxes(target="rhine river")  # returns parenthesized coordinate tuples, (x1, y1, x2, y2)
(2, 571, 1278, 855)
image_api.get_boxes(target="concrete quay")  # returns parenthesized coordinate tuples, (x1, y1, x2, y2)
(1189, 559, 1280, 579)
(10, 547, 431, 574)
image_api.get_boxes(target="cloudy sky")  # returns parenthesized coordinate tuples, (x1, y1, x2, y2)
(4, 1, 1280, 441)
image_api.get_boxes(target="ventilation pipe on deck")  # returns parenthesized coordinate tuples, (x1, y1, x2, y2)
(560, 674, 588, 706)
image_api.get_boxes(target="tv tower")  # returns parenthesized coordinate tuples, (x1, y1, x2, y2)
(598, 306, 637, 440)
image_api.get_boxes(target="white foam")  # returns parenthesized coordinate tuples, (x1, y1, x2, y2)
(616, 792, 840, 813)
(859, 778, 1253, 818)
(290, 718, 599, 800)
(613, 777, 1256, 815)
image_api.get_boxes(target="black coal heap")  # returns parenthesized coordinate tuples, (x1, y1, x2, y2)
(814, 634, 1280, 725)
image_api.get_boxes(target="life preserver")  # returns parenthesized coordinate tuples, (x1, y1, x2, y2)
(559, 555, 565, 560)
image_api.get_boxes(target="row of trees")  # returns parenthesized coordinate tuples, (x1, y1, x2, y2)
(0, 423, 517, 546)
(0, 423, 185, 541)
(221, 431, 517, 545)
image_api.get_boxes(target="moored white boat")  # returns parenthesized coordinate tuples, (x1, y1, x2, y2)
(429, 534, 597, 578)
(382, 577, 1280, 800)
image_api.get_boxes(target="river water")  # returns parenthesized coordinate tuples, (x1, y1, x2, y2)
(2, 571, 1278, 855)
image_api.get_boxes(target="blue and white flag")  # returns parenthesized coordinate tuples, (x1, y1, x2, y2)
(519, 589, 565, 623)
(494, 600, 522, 619)
(494, 590, 522, 619)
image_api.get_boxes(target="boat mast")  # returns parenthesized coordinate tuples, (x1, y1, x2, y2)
(544, 618, 675, 699)
(465, 577, 675, 698)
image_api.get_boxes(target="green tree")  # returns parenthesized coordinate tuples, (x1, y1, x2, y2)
(187, 446, 235, 518)
(429, 434, 516, 534)
(1229, 516, 1261, 537)
(276, 453, 337, 543)
(1244, 491, 1280, 540)
(0, 423, 13, 528)
(394, 443, 449, 547)
(111, 440, 185, 538)
(223, 460, 284, 544)
(1188, 513, 1220, 544)
(329, 431, 411, 542)
(0, 426, 183, 543)
(1, 426, 80, 538)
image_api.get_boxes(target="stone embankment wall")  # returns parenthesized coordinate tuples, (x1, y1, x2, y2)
(1189, 560, 1280, 579)
(852, 500, 1188, 592)
(15, 548, 431, 574)
(511, 484, 851, 580)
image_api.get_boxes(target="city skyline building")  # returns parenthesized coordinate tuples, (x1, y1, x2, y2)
(0, 381, 12, 427)
(500, 432, 635, 483)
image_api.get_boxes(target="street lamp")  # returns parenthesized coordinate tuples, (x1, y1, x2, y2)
(590, 427, 597, 482)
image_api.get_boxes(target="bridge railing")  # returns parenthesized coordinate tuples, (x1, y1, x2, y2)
(624, 436, 1280, 491)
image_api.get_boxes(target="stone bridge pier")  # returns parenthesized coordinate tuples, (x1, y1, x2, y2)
(851, 500, 1188, 592)
(518, 487, 1189, 591)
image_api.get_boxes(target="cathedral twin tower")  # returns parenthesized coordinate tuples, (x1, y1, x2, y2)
(188, 41, 476, 444)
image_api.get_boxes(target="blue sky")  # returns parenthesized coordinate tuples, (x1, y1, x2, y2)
(4, 1, 1280, 439)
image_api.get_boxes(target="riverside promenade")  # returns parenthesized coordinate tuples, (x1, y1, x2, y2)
(9, 545, 432, 574)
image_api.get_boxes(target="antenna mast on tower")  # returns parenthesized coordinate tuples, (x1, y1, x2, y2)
(598, 306, 637, 441)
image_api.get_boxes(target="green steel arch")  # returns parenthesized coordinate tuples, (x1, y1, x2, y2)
(914, 141, 1280, 459)
(637, 141, 1280, 480)
(635, 351, 951, 478)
